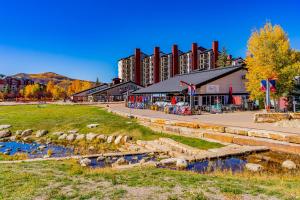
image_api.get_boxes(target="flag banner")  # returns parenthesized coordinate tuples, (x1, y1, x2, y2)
(188, 85, 196, 96)
(192, 85, 196, 96)
(269, 80, 276, 92)
(260, 80, 267, 92)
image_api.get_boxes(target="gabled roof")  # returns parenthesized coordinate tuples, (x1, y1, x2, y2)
(89, 81, 143, 95)
(72, 83, 109, 96)
(198, 46, 207, 51)
(133, 65, 244, 94)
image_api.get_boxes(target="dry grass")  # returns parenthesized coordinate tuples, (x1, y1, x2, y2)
(0, 153, 28, 161)
(0, 159, 299, 199)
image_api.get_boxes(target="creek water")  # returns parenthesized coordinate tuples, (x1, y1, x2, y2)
(2, 141, 295, 174)
(89, 153, 156, 168)
(160, 157, 247, 173)
(0, 141, 74, 158)
(88, 153, 248, 173)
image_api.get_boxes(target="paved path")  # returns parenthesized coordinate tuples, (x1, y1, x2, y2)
(102, 103, 300, 134)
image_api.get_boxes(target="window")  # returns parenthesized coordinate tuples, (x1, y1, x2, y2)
(194, 96, 198, 106)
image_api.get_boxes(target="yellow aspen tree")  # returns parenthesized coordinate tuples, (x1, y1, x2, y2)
(82, 81, 92, 90)
(246, 22, 292, 100)
(46, 81, 55, 93)
(0, 92, 4, 100)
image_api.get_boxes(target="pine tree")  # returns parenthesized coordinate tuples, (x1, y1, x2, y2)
(96, 77, 100, 86)
(217, 47, 231, 67)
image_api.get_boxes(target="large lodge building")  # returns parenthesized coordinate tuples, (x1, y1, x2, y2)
(72, 41, 247, 106)
(118, 41, 243, 87)
(0, 75, 34, 97)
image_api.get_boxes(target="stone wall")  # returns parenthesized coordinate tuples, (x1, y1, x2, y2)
(254, 113, 300, 123)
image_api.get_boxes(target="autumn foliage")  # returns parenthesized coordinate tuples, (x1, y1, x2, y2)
(246, 22, 300, 100)
(67, 80, 92, 96)
(20, 80, 93, 100)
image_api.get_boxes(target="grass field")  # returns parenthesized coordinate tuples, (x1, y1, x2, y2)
(0, 104, 222, 150)
(0, 159, 300, 200)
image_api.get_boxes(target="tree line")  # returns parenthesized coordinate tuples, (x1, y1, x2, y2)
(0, 80, 94, 101)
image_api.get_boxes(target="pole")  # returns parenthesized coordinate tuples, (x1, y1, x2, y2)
(266, 79, 271, 112)
(293, 96, 296, 113)
(190, 93, 192, 111)
(127, 89, 132, 117)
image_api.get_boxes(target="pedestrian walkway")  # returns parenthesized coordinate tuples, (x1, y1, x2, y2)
(101, 103, 300, 134)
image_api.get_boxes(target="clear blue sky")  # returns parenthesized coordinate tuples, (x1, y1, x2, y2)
(0, 0, 299, 82)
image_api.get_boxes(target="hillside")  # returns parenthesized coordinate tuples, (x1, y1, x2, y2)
(11, 72, 90, 85)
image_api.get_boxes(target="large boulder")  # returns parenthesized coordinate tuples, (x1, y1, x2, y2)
(38, 145, 47, 151)
(282, 160, 297, 170)
(86, 133, 97, 141)
(115, 157, 128, 165)
(87, 124, 99, 128)
(80, 158, 92, 167)
(15, 130, 23, 135)
(68, 130, 78, 134)
(107, 135, 116, 144)
(36, 130, 48, 137)
(22, 136, 33, 142)
(139, 158, 146, 164)
(53, 132, 64, 136)
(66, 134, 76, 141)
(160, 158, 178, 165)
(122, 135, 131, 143)
(114, 135, 123, 145)
(245, 163, 263, 172)
(0, 125, 11, 130)
(0, 130, 11, 138)
(58, 134, 67, 140)
(176, 159, 188, 169)
(97, 134, 107, 142)
(21, 129, 33, 137)
(9, 135, 16, 141)
(97, 156, 105, 162)
(75, 134, 85, 140)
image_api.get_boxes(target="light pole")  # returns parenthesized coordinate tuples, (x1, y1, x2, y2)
(265, 79, 271, 112)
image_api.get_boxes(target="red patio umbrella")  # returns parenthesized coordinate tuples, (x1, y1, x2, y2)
(130, 96, 135, 103)
(171, 96, 177, 105)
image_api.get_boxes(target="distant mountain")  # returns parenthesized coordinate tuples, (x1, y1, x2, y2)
(11, 72, 89, 84)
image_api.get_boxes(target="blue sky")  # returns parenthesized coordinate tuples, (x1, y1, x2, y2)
(0, 0, 299, 82)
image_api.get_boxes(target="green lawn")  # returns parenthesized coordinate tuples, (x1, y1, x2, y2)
(0, 160, 299, 200)
(0, 104, 222, 150)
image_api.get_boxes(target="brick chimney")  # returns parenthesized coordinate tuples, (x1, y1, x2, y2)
(192, 43, 198, 70)
(112, 77, 121, 85)
(172, 44, 179, 77)
(154, 47, 160, 83)
(212, 41, 219, 68)
(135, 48, 141, 85)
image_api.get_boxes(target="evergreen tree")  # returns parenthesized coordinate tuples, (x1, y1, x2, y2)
(95, 77, 100, 86)
(217, 47, 231, 67)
